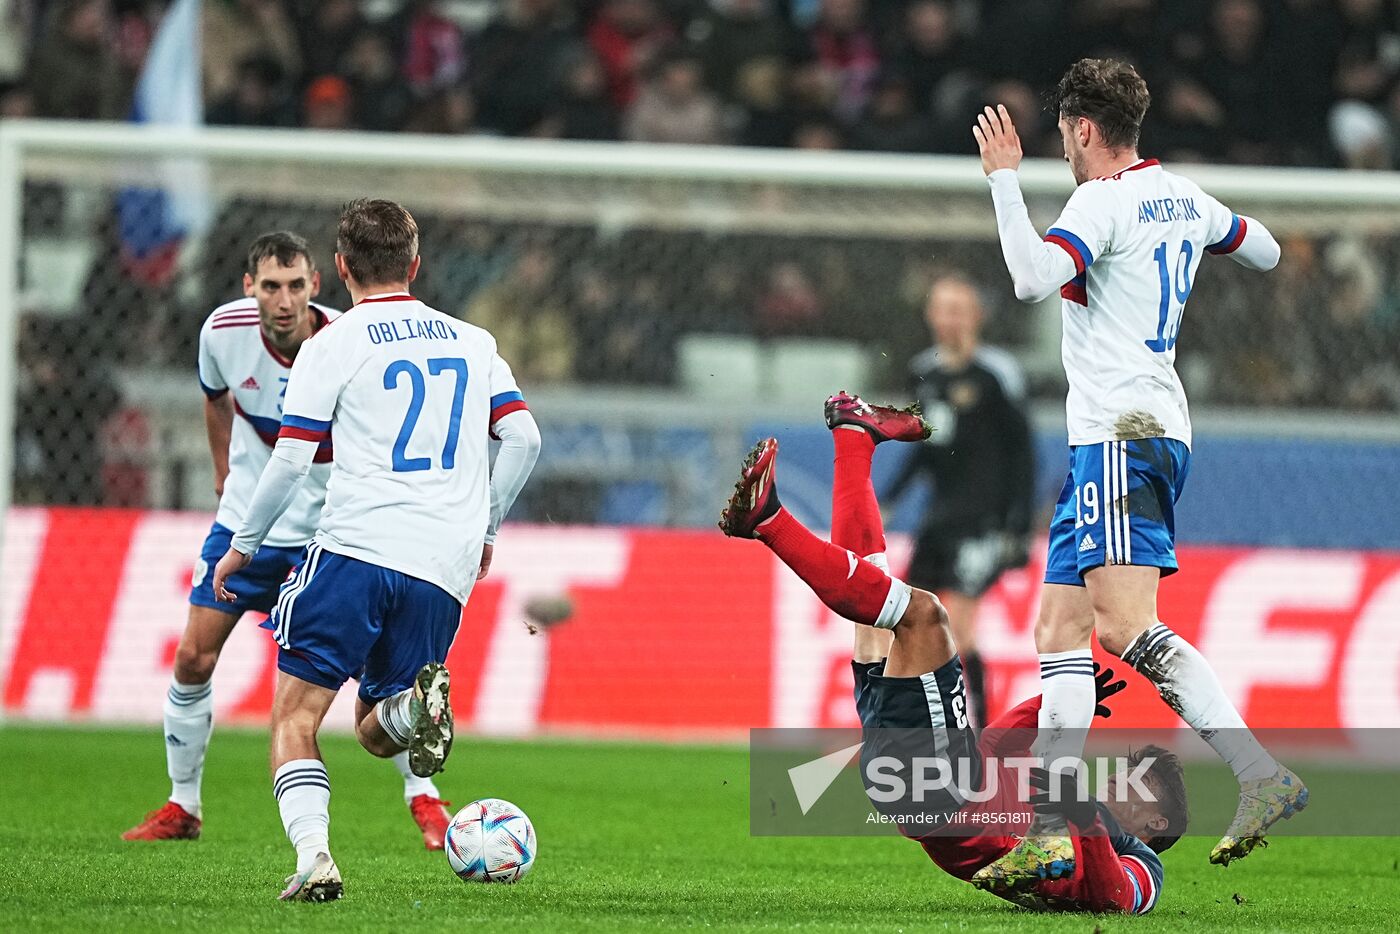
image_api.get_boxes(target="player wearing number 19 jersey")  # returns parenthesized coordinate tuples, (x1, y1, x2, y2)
(213, 200, 540, 902)
(970, 58, 1306, 886)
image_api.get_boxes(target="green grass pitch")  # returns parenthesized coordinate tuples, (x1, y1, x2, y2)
(2, 724, 1396, 932)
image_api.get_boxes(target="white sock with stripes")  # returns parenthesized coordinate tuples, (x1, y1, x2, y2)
(376, 689, 416, 749)
(274, 759, 331, 872)
(391, 751, 441, 804)
(1032, 650, 1096, 832)
(1124, 622, 1278, 783)
(164, 677, 213, 817)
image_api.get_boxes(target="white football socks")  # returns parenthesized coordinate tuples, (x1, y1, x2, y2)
(164, 677, 214, 817)
(1124, 622, 1278, 783)
(1032, 649, 1096, 833)
(375, 688, 416, 749)
(274, 759, 331, 872)
(392, 750, 441, 804)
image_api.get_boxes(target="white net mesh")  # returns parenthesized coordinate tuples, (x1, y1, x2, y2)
(6, 126, 1400, 520)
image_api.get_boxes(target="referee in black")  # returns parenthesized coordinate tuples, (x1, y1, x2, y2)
(886, 271, 1035, 729)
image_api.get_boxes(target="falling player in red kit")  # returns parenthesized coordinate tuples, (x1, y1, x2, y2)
(719, 393, 1186, 913)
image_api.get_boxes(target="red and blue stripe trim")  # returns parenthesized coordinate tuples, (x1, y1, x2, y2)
(1121, 855, 1158, 914)
(1207, 215, 1247, 255)
(278, 413, 332, 443)
(489, 390, 528, 425)
(1045, 227, 1094, 274)
(1061, 272, 1088, 306)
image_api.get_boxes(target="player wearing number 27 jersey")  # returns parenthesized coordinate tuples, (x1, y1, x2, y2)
(214, 201, 541, 901)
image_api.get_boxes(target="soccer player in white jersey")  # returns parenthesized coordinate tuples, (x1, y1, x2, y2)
(962, 59, 1306, 885)
(122, 232, 456, 851)
(211, 200, 541, 902)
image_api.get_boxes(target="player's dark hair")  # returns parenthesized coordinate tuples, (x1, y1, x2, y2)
(244, 231, 315, 277)
(1132, 744, 1189, 853)
(1054, 58, 1150, 151)
(336, 198, 419, 285)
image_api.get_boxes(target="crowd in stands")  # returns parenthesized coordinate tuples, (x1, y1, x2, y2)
(4, 0, 1400, 168)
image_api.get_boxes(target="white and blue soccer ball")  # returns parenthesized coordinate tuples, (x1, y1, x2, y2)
(444, 798, 536, 884)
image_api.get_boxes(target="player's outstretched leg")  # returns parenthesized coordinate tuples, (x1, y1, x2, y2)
(720, 439, 909, 630)
(367, 663, 455, 779)
(825, 391, 931, 661)
(408, 662, 454, 778)
(1119, 623, 1309, 865)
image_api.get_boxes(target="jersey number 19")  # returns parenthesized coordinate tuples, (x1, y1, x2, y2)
(1147, 240, 1195, 353)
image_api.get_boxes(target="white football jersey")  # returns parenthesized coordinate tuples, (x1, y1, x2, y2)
(197, 299, 340, 547)
(277, 293, 527, 604)
(1043, 159, 1246, 448)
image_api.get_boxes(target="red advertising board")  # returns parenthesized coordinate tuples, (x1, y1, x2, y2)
(3, 508, 1398, 733)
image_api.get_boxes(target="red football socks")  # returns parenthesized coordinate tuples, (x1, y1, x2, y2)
(831, 426, 885, 558)
(758, 508, 891, 625)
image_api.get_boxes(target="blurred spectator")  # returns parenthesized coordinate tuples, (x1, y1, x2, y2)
(570, 268, 677, 383)
(0, 80, 34, 117)
(534, 51, 622, 140)
(1334, 0, 1400, 106)
(398, 0, 466, 95)
(343, 32, 413, 131)
(791, 119, 843, 149)
(302, 75, 354, 130)
(805, 0, 880, 123)
(625, 52, 726, 144)
(203, 0, 302, 105)
(849, 76, 931, 152)
(27, 0, 127, 119)
(14, 316, 122, 506)
(473, 0, 579, 135)
(732, 57, 794, 146)
(756, 261, 823, 334)
(887, 0, 967, 114)
(207, 57, 296, 128)
(0, 0, 31, 83)
(295, 0, 365, 81)
(1330, 100, 1391, 170)
(588, 0, 673, 108)
(1269, 0, 1341, 165)
(686, 0, 794, 102)
(403, 83, 476, 134)
(1197, 0, 1277, 163)
(463, 245, 576, 382)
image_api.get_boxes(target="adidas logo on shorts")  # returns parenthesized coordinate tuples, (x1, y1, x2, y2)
(1079, 534, 1097, 553)
(241, 376, 260, 390)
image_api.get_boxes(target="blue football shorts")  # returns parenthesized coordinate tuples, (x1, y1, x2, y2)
(1044, 438, 1191, 586)
(189, 522, 304, 616)
(265, 542, 462, 706)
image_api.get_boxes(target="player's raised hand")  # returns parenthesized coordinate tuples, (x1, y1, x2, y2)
(477, 543, 494, 580)
(212, 547, 251, 602)
(972, 104, 1022, 176)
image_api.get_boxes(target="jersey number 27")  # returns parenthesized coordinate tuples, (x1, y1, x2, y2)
(1147, 240, 1195, 353)
(384, 357, 468, 472)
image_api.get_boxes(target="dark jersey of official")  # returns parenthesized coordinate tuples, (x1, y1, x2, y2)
(889, 345, 1034, 539)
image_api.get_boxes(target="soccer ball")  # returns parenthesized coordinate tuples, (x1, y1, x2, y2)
(444, 798, 536, 883)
